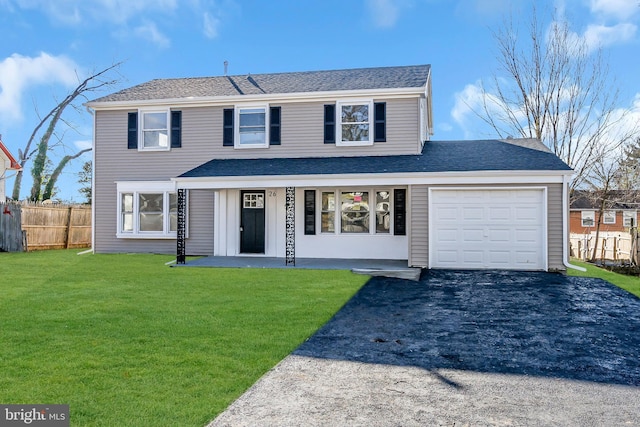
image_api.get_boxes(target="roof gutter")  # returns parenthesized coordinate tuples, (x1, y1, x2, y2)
(562, 174, 586, 272)
(84, 86, 426, 110)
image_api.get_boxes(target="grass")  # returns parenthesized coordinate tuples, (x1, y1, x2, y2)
(567, 259, 640, 298)
(0, 250, 367, 426)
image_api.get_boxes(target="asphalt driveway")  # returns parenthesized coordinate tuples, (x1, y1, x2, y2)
(210, 270, 640, 426)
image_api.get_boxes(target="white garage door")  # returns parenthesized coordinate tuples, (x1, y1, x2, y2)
(429, 188, 546, 270)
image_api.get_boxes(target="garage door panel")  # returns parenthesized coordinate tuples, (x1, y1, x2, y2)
(462, 207, 484, 221)
(489, 207, 511, 221)
(461, 228, 484, 242)
(436, 228, 458, 243)
(488, 229, 510, 242)
(430, 189, 545, 270)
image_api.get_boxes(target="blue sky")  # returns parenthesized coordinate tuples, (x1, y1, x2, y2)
(1, 0, 639, 202)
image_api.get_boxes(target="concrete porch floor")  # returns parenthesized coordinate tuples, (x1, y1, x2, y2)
(178, 256, 409, 270)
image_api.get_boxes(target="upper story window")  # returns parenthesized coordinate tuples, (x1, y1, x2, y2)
(581, 210, 595, 227)
(141, 111, 169, 149)
(127, 110, 181, 151)
(237, 106, 268, 148)
(337, 100, 373, 146)
(324, 101, 385, 145)
(223, 105, 281, 149)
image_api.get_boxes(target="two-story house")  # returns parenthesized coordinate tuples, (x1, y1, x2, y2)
(86, 64, 573, 271)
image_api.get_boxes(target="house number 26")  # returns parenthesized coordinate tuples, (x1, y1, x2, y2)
(268, 191, 277, 197)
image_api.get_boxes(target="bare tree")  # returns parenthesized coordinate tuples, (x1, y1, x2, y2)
(474, 6, 637, 193)
(13, 62, 122, 201)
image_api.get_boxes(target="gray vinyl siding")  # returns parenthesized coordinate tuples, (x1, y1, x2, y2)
(547, 183, 564, 271)
(407, 183, 565, 271)
(179, 98, 420, 159)
(408, 185, 429, 267)
(93, 97, 421, 254)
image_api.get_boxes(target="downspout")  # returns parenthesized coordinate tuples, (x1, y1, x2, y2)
(86, 105, 96, 254)
(563, 174, 586, 272)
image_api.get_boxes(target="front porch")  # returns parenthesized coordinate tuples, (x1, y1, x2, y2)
(177, 256, 421, 280)
(179, 256, 409, 270)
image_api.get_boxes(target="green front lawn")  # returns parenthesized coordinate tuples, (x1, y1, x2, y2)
(0, 250, 367, 426)
(568, 260, 640, 298)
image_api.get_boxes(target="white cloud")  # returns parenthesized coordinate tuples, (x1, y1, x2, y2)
(590, 0, 639, 21)
(134, 21, 170, 48)
(366, 0, 405, 29)
(74, 139, 93, 151)
(583, 22, 637, 50)
(203, 11, 220, 38)
(0, 52, 78, 122)
(7, 0, 177, 25)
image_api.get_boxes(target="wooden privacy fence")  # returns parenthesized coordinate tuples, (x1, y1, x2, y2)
(570, 231, 640, 264)
(0, 202, 91, 252)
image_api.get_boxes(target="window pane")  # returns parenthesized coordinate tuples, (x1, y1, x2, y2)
(122, 193, 133, 212)
(239, 109, 266, 126)
(341, 105, 369, 123)
(376, 191, 391, 233)
(321, 212, 335, 233)
(239, 131, 265, 145)
(143, 130, 169, 148)
(342, 124, 369, 142)
(143, 112, 167, 129)
(139, 193, 163, 212)
(140, 213, 163, 232)
(321, 192, 335, 233)
(169, 193, 178, 232)
(121, 193, 133, 232)
(341, 192, 369, 233)
(139, 193, 163, 232)
(603, 211, 616, 223)
(122, 213, 133, 232)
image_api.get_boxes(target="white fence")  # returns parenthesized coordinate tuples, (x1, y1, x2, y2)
(570, 231, 639, 263)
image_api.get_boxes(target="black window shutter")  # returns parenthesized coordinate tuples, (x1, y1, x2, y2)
(324, 104, 335, 144)
(394, 189, 406, 236)
(223, 108, 234, 146)
(171, 110, 182, 148)
(304, 190, 316, 235)
(374, 102, 386, 142)
(270, 106, 281, 145)
(127, 112, 138, 149)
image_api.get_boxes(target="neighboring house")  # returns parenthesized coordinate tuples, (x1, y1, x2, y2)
(570, 190, 640, 233)
(0, 137, 21, 202)
(85, 64, 573, 271)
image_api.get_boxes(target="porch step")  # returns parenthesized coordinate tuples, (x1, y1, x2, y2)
(351, 267, 422, 281)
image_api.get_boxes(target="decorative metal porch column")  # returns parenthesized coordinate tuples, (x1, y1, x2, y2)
(176, 188, 187, 264)
(285, 187, 295, 266)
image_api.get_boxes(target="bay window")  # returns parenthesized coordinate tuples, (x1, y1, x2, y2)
(117, 182, 184, 238)
(317, 188, 402, 235)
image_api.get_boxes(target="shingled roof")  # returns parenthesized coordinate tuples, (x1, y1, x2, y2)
(177, 139, 572, 179)
(90, 64, 431, 103)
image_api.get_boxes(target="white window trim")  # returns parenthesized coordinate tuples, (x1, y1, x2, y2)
(116, 181, 186, 239)
(234, 104, 270, 149)
(336, 99, 374, 147)
(603, 210, 616, 224)
(581, 210, 595, 227)
(138, 108, 171, 152)
(319, 187, 393, 235)
(623, 210, 637, 227)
